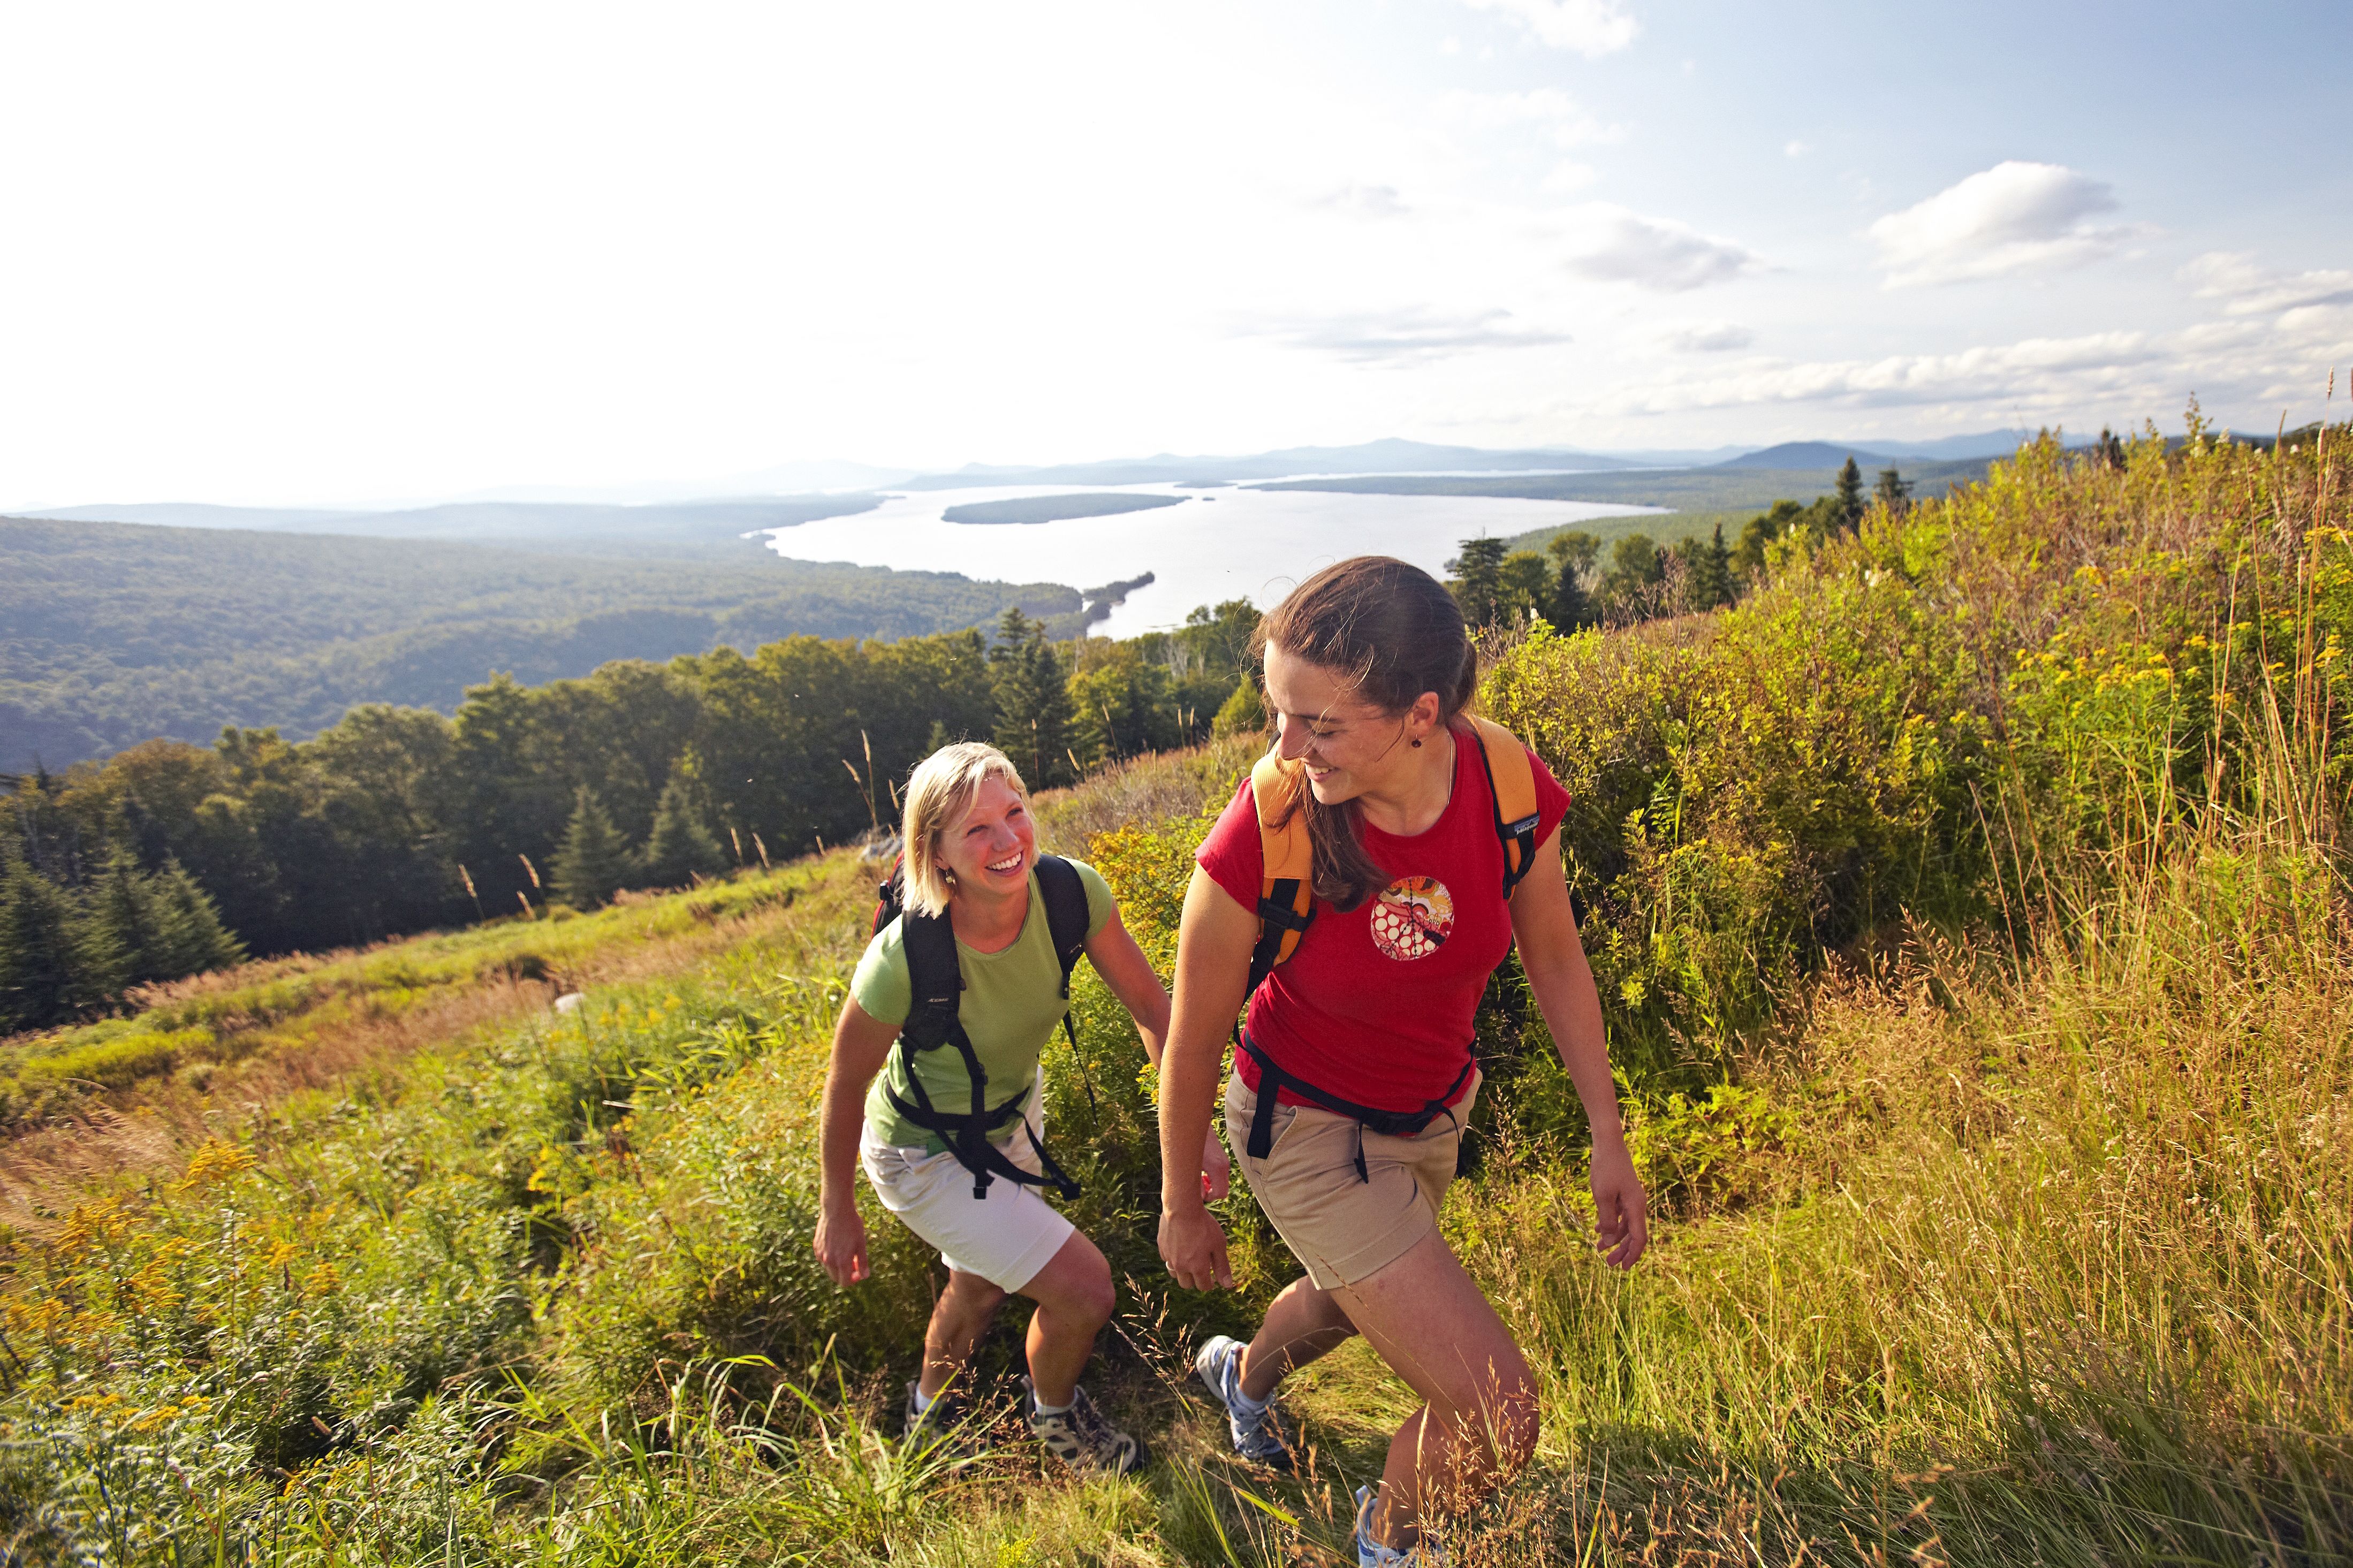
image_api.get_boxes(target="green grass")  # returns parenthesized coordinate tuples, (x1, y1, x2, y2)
(0, 431, 2346, 1562)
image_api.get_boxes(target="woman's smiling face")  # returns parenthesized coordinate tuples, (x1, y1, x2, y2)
(1263, 643, 1438, 805)
(938, 773, 1037, 900)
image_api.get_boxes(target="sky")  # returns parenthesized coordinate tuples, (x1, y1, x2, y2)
(3, 0, 2349, 506)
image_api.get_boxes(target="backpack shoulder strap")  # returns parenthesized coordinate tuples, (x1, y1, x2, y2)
(1247, 747, 1316, 995)
(895, 904, 964, 1049)
(1465, 716, 1543, 897)
(871, 853, 907, 938)
(1033, 854, 1091, 990)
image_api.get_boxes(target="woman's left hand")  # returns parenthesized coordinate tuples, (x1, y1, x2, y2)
(1201, 1129, 1232, 1202)
(1588, 1140, 1649, 1269)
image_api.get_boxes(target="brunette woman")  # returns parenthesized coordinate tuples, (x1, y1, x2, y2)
(1156, 558, 1647, 1564)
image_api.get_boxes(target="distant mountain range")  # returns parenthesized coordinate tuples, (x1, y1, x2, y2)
(23, 496, 881, 562)
(898, 437, 1642, 489)
(21, 430, 2039, 554)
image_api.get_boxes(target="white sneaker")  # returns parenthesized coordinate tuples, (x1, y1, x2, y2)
(1022, 1377, 1145, 1475)
(1355, 1484, 1448, 1566)
(1193, 1334, 1294, 1470)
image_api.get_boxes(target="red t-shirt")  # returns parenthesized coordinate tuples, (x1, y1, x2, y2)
(1195, 725, 1572, 1114)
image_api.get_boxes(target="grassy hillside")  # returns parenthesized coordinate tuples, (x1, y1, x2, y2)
(0, 516, 1082, 770)
(0, 430, 2346, 1563)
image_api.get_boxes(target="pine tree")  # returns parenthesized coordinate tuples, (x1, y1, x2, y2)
(151, 860, 244, 977)
(1550, 557, 1596, 630)
(551, 787, 634, 909)
(991, 616, 1077, 788)
(1834, 455, 1866, 531)
(0, 851, 122, 1029)
(1692, 523, 1735, 608)
(1446, 537, 1508, 626)
(1874, 466, 1914, 514)
(640, 770, 724, 888)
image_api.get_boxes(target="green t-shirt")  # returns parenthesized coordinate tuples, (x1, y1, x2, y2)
(857, 858, 1115, 1148)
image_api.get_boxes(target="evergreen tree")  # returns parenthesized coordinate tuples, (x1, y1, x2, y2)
(1546, 530, 1601, 630)
(88, 850, 183, 988)
(551, 787, 634, 909)
(640, 769, 725, 888)
(1874, 466, 1914, 514)
(1687, 523, 1735, 608)
(0, 851, 121, 1029)
(1446, 537, 1509, 626)
(150, 859, 244, 976)
(1834, 455, 1866, 531)
(991, 615, 1077, 789)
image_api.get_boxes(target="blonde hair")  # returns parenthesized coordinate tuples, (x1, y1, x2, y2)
(899, 742, 1029, 917)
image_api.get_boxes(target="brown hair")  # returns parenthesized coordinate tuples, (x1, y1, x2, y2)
(1251, 556, 1477, 911)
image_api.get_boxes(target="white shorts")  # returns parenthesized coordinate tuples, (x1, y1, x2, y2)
(859, 1080, 1076, 1293)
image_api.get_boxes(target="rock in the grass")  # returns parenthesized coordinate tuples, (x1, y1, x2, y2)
(858, 831, 901, 865)
(553, 992, 587, 1014)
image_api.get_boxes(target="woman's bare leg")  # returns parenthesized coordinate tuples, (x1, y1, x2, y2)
(1014, 1231, 1116, 1407)
(919, 1268, 1007, 1399)
(1331, 1230, 1539, 1551)
(1238, 1274, 1358, 1401)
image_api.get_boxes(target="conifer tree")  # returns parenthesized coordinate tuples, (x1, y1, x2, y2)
(1874, 466, 1914, 514)
(0, 850, 122, 1029)
(551, 787, 634, 909)
(1834, 455, 1866, 530)
(991, 613, 1076, 788)
(640, 770, 724, 888)
(1685, 523, 1734, 608)
(1546, 530, 1601, 630)
(1446, 537, 1509, 626)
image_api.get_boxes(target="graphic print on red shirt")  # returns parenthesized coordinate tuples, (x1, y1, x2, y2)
(1195, 725, 1572, 1114)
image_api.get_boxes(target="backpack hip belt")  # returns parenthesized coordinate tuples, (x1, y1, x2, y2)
(1239, 1031, 1474, 1184)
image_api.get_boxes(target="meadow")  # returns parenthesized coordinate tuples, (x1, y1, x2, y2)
(0, 423, 2346, 1564)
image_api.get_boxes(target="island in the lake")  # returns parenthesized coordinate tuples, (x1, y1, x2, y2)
(942, 492, 1188, 526)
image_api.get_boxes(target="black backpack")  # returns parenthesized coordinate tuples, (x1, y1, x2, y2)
(870, 854, 1095, 1199)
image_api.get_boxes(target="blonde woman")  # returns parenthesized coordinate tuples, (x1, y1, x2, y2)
(815, 742, 1221, 1472)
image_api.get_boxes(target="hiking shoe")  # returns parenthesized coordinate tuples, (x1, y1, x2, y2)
(901, 1379, 972, 1450)
(1021, 1376, 1145, 1475)
(1355, 1484, 1448, 1566)
(1193, 1334, 1294, 1470)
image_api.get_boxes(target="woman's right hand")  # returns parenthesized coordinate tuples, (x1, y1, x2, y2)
(1158, 1200, 1233, 1291)
(814, 1201, 870, 1288)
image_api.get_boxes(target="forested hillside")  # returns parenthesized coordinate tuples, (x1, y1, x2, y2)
(1, 600, 1262, 1026)
(0, 516, 1085, 771)
(0, 425, 2343, 1563)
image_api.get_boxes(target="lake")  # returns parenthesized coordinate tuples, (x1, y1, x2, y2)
(761, 479, 1660, 637)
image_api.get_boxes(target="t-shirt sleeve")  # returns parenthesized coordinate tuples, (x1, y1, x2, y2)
(1069, 858, 1115, 939)
(1527, 745, 1572, 848)
(849, 924, 913, 1028)
(1194, 776, 1265, 914)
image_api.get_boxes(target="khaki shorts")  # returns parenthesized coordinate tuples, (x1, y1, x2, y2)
(1225, 1067, 1480, 1291)
(860, 1080, 1076, 1293)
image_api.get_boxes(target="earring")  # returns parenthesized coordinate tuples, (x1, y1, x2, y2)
(1411, 737, 1423, 748)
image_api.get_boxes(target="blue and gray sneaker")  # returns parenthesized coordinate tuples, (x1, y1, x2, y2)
(1193, 1334, 1294, 1470)
(1354, 1484, 1448, 1566)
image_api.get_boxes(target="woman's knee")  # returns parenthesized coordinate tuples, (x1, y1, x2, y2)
(1029, 1237, 1115, 1327)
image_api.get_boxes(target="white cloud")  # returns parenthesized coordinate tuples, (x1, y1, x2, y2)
(1233, 306, 1572, 366)
(1454, 0, 1637, 56)
(1659, 321, 1755, 353)
(1566, 205, 1760, 292)
(1310, 181, 1410, 218)
(1434, 87, 1619, 149)
(1869, 161, 2137, 287)
(2181, 251, 2353, 316)
(1783, 140, 1809, 158)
